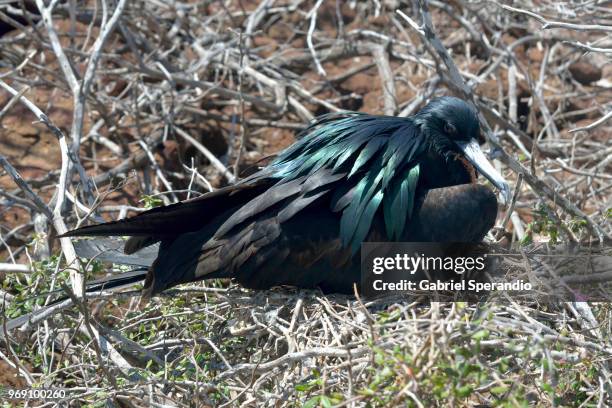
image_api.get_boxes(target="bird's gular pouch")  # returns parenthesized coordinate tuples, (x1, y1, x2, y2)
(452, 154, 478, 183)
(457, 140, 511, 205)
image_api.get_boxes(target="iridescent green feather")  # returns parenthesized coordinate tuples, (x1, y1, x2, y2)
(383, 164, 420, 240)
(348, 137, 386, 177)
(268, 112, 425, 253)
(340, 158, 384, 248)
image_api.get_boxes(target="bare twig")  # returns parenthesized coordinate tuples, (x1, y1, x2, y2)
(306, 0, 327, 77)
(569, 110, 612, 133)
(499, 4, 612, 32)
(397, 3, 609, 242)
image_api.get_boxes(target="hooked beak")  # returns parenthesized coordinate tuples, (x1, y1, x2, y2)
(457, 140, 511, 205)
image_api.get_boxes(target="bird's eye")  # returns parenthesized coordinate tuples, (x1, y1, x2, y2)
(444, 122, 457, 135)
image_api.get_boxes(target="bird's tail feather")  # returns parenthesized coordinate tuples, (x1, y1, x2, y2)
(73, 237, 157, 267)
(58, 181, 270, 240)
(56, 196, 219, 238)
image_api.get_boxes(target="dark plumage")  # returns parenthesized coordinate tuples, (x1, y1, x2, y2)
(61, 96, 510, 296)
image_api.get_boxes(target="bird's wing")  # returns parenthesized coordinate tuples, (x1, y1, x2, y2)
(62, 113, 429, 295)
(267, 113, 427, 252)
(60, 178, 273, 252)
(144, 196, 359, 295)
(64, 113, 425, 254)
(140, 113, 429, 294)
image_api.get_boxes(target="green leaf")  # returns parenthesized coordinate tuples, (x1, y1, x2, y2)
(140, 195, 164, 209)
(491, 385, 509, 395)
(456, 385, 473, 398)
(303, 396, 320, 408)
(320, 395, 333, 408)
(471, 329, 490, 341)
(541, 382, 554, 394)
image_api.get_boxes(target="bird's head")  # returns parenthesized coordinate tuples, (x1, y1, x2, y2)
(415, 96, 511, 204)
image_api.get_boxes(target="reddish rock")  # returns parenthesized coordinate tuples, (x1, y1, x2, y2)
(569, 62, 602, 85)
(367, 14, 390, 27)
(268, 23, 292, 40)
(342, 72, 378, 94)
(526, 47, 543, 62)
(252, 36, 278, 58)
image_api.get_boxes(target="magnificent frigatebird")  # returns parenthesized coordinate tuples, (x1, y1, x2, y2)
(61, 96, 510, 296)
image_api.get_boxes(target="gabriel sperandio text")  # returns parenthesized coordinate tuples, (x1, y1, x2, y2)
(371, 278, 533, 292)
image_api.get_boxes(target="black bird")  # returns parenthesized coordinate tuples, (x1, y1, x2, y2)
(61, 96, 510, 296)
